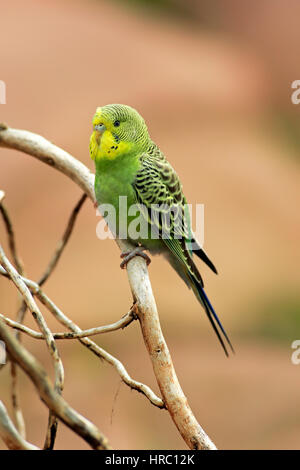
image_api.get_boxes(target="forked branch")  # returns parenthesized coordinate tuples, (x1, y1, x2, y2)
(0, 125, 217, 450)
(0, 320, 111, 450)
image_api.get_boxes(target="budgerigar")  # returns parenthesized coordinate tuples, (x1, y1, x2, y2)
(90, 104, 233, 355)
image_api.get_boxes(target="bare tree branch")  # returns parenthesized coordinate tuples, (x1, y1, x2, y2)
(0, 195, 26, 438)
(0, 320, 111, 450)
(0, 268, 164, 409)
(0, 125, 217, 450)
(0, 311, 135, 340)
(0, 247, 64, 387)
(0, 194, 27, 338)
(10, 362, 26, 439)
(0, 191, 87, 447)
(38, 193, 87, 287)
(0, 245, 64, 449)
(0, 200, 24, 275)
(0, 190, 164, 447)
(0, 401, 39, 450)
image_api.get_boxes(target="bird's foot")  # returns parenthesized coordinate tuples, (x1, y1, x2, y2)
(120, 246, 151, 269)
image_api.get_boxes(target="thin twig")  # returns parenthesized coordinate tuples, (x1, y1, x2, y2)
(0, 195, 26, 438)
(38, 193, 87, 287)
(21, 193, 85, 447)
(10, 362, 26, 439)
(38, 194, 87, 448)
(0, 201, 24, 274)
(15, 301, 27, 335)
(2, 193, 88, 446)
(0, 268, 164, 409)
(0, 246, 64, 449)
(36, 289, 165, 409)
(0, 198, 27, 335)
(110, 380, 122, 425)
(0, 311, 135, 339)
(0, 248, 64, 389)
(0, 320, 111, 450)
(0, 401, 39, 450)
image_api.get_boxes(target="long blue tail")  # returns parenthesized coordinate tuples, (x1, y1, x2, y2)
(189, 273, 234, 356)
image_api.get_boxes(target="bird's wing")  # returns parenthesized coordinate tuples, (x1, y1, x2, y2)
(132, 150, 194, 269)
(132, 150, 233, 356)
(133, 151, 209, 300)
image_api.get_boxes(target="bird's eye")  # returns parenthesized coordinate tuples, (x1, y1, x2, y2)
(113, 120, 120, 127)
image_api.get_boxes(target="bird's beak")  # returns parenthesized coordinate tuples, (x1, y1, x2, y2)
(93, 123, 106, 145)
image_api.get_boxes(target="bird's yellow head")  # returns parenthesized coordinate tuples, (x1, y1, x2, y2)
(90, 104, 149, 162)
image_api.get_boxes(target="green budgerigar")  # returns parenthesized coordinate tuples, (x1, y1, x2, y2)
(90, 104, 233, 355)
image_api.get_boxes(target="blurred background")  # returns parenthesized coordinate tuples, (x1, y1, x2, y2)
(0, 0, 300, 450)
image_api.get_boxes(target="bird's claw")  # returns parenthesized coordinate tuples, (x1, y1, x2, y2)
(120, 247, 151, 269)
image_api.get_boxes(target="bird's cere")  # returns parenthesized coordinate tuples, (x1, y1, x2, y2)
(94, 124, 106, 133)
